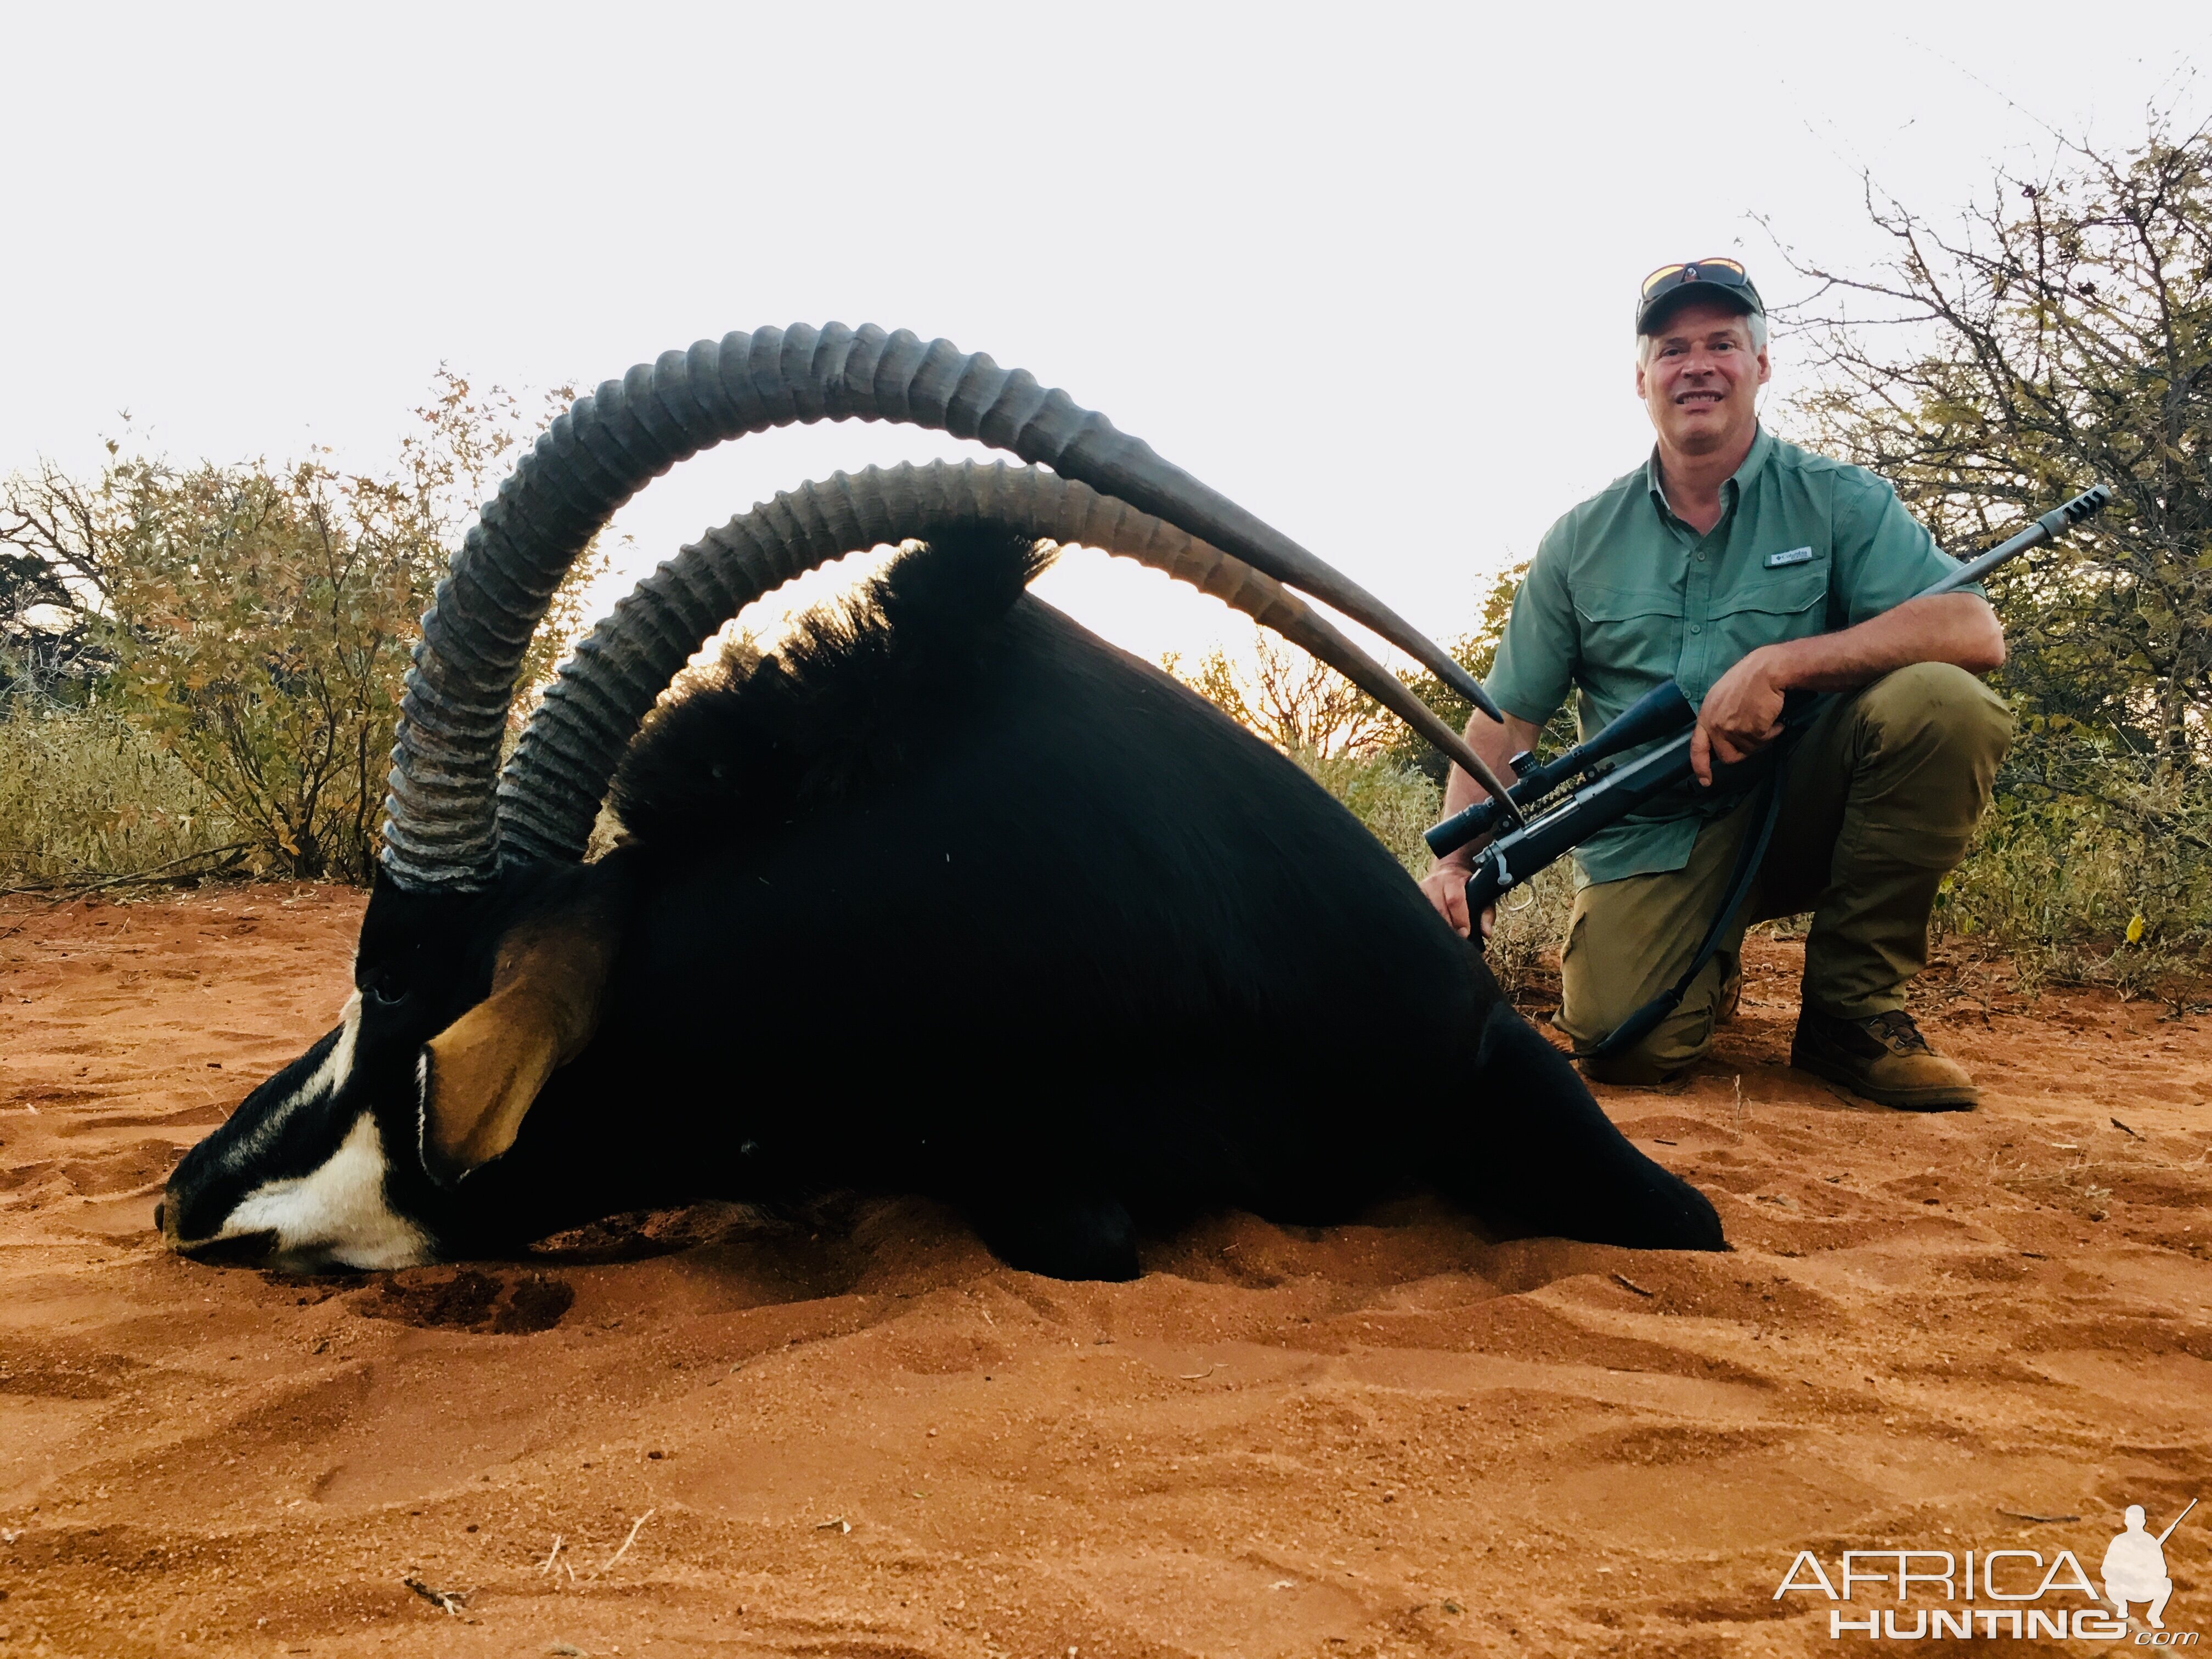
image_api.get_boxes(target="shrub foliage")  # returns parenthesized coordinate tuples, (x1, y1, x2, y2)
(1, 374, 608, 884)
(1787, 108, 2212, 989)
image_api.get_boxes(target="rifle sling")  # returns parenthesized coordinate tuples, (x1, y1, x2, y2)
(1582, 733, 1796, 1062)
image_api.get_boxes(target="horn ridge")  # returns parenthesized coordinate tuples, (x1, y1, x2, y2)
(613, 588, 701, 677)
(517, 689, 621, 776)
(659, 556, 740, 637)
(492, 460, 1491, 871)
(785, 325, 839, 424)
(561, 633, 663, 718)
(623, 359, 692, 460)
(648, 349, 716, 447)
(386, 325, 1492, 890)
(537, 408, 630, 514)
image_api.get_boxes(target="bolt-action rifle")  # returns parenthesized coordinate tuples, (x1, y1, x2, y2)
(1424, 483, 2114, 934)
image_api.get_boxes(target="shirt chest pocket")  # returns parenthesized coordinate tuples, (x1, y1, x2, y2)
(1571, 583, 1685, 694)
(1709, 561, 1830, 666)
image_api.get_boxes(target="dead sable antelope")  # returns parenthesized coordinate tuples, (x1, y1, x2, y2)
(159, 324, 1724, 1279)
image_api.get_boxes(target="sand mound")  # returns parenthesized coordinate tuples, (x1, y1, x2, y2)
(2, 886, 2207, 1656)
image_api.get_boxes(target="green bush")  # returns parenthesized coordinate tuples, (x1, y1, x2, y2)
(1786, 107, 2211, 996)
(1939, 746, 2212, 996)
(3, 373, 608, 884)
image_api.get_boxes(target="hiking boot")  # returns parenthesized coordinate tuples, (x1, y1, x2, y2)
(1791, 1008, 1979, 1111)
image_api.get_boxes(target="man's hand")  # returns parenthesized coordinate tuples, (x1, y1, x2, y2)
(1688, 594, 2005, 785)
(1420, 861, 1495, 941)
(1423, 704, 1537, 940)
(1690, 644, 1787, 785)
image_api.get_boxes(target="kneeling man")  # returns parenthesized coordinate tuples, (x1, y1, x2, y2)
(2102, 1505, 2174, 1628)
(1421, 259, 2010, 1108)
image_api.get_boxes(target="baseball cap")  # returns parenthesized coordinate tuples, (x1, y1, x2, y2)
(1637, 258, 1765, 336)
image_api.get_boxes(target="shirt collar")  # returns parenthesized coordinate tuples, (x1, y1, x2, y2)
(1644, 424, 1774, 522)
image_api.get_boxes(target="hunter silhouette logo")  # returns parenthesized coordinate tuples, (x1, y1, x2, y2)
(2106, 1500, 2194, 1630)
(1773, 1498, 2199, 1642)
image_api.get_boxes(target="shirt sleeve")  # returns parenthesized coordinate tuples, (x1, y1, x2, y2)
(1830, 466, 1985, 627)
(1482, 522, 1577, 726)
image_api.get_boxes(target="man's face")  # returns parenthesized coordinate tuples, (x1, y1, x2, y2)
(1634, 297, 1770, 456)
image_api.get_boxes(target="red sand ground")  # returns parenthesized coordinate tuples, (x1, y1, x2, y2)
(1, 884, 2207, 1658)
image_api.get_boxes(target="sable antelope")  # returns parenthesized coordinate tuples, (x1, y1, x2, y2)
(159, 325, 1724, 1278)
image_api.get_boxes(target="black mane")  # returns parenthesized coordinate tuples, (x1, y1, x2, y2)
(610, 523, 1056, 847)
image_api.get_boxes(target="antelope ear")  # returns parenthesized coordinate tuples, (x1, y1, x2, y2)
(416, 882, 623, 1187)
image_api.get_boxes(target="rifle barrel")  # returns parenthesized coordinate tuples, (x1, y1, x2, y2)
(1923, 483, 2111, 599)
(2155, 1497, 2197, 1546)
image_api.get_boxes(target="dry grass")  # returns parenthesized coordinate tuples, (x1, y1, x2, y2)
(1939, 777, 2212, 1000)
(1294, 749, 1443, 880)
(1988, 1124, 2211, 1223)
(1296, 748, 1571, 999)
(0, 698, 240, 888)
(1481, 857, 1575, 1000)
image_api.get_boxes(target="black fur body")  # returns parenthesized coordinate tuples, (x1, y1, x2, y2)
(167, 528, 1724, 1277)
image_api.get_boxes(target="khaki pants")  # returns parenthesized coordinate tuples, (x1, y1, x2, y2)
(1555, 663, 2012, 1080)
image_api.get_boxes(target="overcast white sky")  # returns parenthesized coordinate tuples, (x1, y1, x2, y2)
(5, 2, 2207, 667)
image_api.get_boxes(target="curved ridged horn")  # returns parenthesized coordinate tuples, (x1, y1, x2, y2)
(385, 323, 1505, 890)
(498, 461, 1513, 869)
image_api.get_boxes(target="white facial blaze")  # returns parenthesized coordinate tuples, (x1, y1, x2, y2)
(220, 1111, 433, 1270)
(310, 991, 364, 1097)
(219, 992, 364, 1176)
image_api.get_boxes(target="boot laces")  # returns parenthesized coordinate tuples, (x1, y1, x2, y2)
(1864, 1009, 1931, 1054)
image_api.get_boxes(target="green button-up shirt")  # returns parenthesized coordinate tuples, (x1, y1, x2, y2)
(1485, 427, 1976, 886)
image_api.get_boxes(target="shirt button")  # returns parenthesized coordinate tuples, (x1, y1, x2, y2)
(1690, 624, 1703, 634)
(1696, 552, 1707, 561)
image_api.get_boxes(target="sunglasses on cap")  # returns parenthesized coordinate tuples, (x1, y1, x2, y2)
(1640, 257, 1750, 297)
(1637, 257, 1763, 335)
